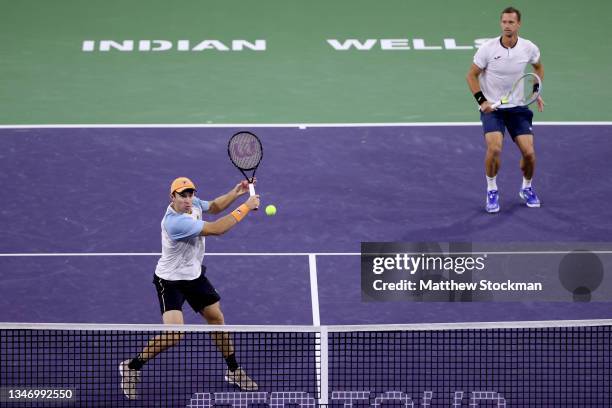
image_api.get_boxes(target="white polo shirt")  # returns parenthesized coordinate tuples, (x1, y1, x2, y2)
(473, 36, 540, 108)
(155, 197, 210, 281)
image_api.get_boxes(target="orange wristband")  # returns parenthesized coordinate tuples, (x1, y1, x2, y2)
(231, 204, 250, 222)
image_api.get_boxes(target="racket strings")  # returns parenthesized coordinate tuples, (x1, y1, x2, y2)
(228, 132, 262, 170)
(508, 73, 540, 106)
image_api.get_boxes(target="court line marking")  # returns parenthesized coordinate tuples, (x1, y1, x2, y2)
(1, 251, 611, 257)
(308, 253, 327, 405)
(1, 121, 612, 129)
(308, 254, 321, 326)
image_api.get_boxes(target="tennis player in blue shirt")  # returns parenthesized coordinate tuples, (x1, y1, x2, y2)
(120, 177, 260, 399)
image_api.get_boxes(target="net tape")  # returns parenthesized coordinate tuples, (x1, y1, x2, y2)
(1, 320, 610, 407)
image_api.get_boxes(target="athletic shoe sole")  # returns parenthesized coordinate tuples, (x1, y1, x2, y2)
(519, 191, 541, 208)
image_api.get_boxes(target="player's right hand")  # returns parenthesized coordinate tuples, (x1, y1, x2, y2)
(234, 177, 258, 196)
(245, 195, 260, 210)
(479, 101, 495, 113)
(535, 95, 545, 112)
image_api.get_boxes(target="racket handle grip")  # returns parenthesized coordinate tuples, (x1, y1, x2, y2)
(248, 182, 259, 210)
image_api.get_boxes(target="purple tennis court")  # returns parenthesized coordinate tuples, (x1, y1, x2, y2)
(1, 125, 612, 407)
(2, 0, 612, 405)
(1, 125, 611, 324)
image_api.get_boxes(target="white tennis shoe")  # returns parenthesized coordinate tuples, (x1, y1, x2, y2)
(225, 367, 258, 391)
(119, 359, 141, 400)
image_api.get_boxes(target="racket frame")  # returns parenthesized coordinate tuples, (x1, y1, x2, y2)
(227, 131, 263, 198)
(491, 72, 542, 109)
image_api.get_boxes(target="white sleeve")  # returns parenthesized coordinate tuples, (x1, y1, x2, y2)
(473, 44, 489, 69)
(529, 42, 541, 64)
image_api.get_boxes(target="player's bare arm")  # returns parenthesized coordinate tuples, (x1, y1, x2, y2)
(466, 63, 494, 113)
(202, 195, 260, 236)
(532, 60, 545, 112)
(207, 180, 255, 214)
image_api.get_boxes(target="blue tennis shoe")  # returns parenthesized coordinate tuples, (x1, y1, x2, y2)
(486, 190, 500, 213)
(519, 187, 541, 208)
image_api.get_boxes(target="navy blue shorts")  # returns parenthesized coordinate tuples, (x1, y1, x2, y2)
(480, 106, 534, 140)
(153, 265, 221, 314)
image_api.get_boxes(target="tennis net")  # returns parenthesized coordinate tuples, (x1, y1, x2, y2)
(0, 320, 610, 407)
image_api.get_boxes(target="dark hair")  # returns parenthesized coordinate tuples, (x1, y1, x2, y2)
(501, 6, 521, 21)
(174, 189, 195, 197)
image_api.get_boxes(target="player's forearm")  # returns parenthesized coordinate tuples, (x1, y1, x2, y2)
(533, 63, 544, 82)
(201, 203, 251, 236)
(201, 214, 238, 236)
(466, 73, 490, 109)
(466, 63, 484, 95)
(466, 73, 481, 94)
(208, 190, 239, 214)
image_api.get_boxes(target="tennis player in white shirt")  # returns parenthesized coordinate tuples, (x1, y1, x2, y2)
(466, 6, 545, 213)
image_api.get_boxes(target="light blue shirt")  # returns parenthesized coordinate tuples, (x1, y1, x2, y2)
(155, 196, 211, 280)
(163, 197, 210, 241)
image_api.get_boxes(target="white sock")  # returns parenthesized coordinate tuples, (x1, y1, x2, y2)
(486, 175, 498, 192)
(522, 177, 532, 189)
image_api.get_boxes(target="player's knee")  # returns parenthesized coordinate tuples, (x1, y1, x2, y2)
(487, 145, 502, 158)
(209, 314, 225, 325)
(523, 151, 536, 164)
(206, 310, 225, 325)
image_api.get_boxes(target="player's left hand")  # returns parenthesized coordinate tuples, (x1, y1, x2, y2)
(479, 101, 495, 113)
(234, 178, 257, 196)
(536, 95, 545, 112)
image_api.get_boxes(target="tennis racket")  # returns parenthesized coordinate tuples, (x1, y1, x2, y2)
(491, 72, 542, 109)
(228, 131, 263, 202)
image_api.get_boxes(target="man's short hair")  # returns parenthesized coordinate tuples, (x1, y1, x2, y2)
(175, 188, 195, 197)
(501, 6, 521, 21)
